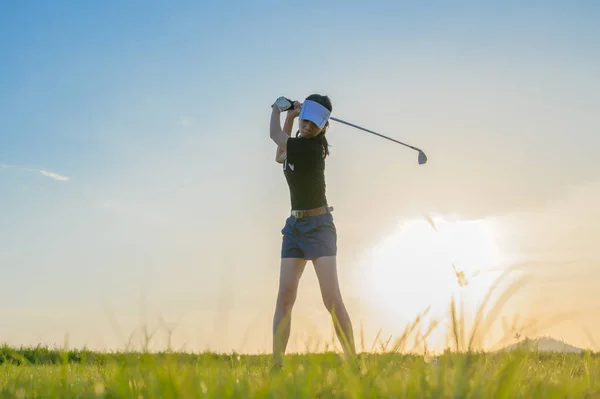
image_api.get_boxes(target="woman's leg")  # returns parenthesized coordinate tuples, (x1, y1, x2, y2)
(272, 257, 307, 367)
(313, 255, 356, 359)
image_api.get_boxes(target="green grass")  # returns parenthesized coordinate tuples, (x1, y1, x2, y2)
(2, 269, 597, 397)
(1, 345, 600, 398)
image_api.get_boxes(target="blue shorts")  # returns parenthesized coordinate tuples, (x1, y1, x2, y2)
(281, 211, 337, 260)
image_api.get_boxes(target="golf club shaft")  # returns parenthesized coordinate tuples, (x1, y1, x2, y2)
(330, 116, 423, 153)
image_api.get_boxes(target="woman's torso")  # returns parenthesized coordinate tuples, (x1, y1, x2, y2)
(283, 136, 327, 210)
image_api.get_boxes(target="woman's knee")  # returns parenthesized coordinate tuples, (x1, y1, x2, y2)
(321, 292, 343, 313)
(277, 283, 299, 311)
(276, 258, 306, 311)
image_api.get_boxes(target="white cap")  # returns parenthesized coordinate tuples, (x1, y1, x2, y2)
(299, 100, 331, 129)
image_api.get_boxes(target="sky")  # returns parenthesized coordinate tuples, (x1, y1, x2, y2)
(1, 1, 599, 354)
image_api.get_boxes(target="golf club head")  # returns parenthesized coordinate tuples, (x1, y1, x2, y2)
(273, 96, 293, 112)
(418, 151, 427, 165)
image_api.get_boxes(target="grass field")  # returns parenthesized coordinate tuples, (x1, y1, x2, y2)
(2, 275, 599, 398)
(1, 345, 600, 398)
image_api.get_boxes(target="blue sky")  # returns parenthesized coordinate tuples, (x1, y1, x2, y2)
(1, 2, 600, 352)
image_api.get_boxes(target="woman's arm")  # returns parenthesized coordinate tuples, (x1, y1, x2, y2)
(270, 106, 289, 150)
(275, 114, 295, 163)
(272, 101, 301, 163)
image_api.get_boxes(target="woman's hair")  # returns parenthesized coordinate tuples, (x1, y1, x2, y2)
(304, 93, 332, 158)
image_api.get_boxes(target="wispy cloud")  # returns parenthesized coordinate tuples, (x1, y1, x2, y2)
(39, 170, 70, 181)
(1, 163, 70, 182)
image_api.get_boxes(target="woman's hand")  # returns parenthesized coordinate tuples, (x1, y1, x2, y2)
(287, 101, 302, 119)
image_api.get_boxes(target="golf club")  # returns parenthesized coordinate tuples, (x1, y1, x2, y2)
(329, 117, 427, 165)
(273, 96, 427, 165)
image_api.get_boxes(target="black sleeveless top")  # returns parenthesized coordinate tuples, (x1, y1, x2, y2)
(283, 136, 327, 210)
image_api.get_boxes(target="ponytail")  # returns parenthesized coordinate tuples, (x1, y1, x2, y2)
(319, 132, 330, 158)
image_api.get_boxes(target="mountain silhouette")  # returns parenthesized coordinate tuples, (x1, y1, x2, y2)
(500, 336, 584, 353)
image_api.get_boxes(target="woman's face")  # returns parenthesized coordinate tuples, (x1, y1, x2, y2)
(299, 119, 327, 138)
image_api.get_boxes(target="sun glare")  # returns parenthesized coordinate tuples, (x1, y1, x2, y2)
(359, 216, 505, 347)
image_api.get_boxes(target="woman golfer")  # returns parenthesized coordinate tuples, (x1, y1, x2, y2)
(270, 94, 356, 368)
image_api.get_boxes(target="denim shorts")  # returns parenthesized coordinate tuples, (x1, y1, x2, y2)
(281, 210, 337, 260)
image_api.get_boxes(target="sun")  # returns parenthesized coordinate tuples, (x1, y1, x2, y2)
(358, 216, 505, 348)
